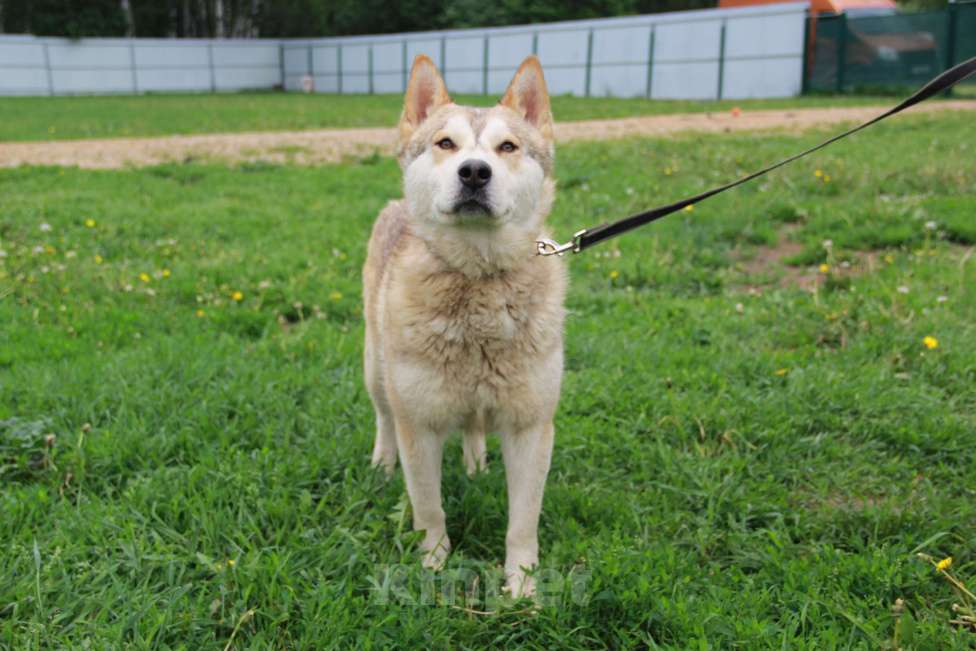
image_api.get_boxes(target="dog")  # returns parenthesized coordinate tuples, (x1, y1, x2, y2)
(362, 54, 566, 598)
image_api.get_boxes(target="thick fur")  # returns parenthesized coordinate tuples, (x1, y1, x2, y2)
(363, 55, 566, 598)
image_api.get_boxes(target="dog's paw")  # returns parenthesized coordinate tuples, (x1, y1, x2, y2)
(420, 533, 451, 571)
(370, 444, 397, 477)
(503, 568, 536, 600)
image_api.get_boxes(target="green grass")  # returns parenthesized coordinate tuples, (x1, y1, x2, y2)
(0, 91, 903, 142)
(1, 110, 975, 648)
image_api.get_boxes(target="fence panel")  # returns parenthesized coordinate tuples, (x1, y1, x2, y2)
(807, 3, 975, 94)
(0, 3, 808, 99)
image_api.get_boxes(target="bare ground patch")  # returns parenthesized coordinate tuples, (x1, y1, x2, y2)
(2, 100, 973, 169)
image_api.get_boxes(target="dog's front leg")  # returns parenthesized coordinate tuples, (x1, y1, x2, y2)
(395, 418, 451, 570)
(501, 421, 555, 598)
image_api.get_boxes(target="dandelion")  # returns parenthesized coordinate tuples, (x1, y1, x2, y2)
(735, 302, 744, 314)
(231, 291, 244, 302)
(226, 559, 236, 568)
(94, 255, 103, 264)
(822, 239, 833, 250)
(936, 295, 947, 303)
(84, 218, 96, 228)
(258, 279, 272, 290)
(897, 286, 909, 294)
(162, 269, 171, 278)
(0, 250, 6, 259)
(65, 250, 77, 259)
(609, 270, 620, 280)
(819, 263, 830, 274)
(922, 336, 939, 350)
(823, 175, 831, 183)
(329, 290, 342, 301)
(684, 204, 694, 213)
(884, 254, 895, 264)
(936, 556, 952, 571)
(814, 170, 823, 178)
(45, 245, 55, 255)
(40, 222, 52, 232)
(196, 309, 206, 318)
(924, 220, 937, 231)
(664, 167, 673, 176)
(774, 368, 789, 376)
(139, 272, 151, 283)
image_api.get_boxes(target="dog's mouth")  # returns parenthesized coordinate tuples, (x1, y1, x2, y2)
(450, 192, 494, 218)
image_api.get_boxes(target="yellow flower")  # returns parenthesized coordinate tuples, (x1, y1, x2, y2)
(609, 270, 620, 280)
(884, 254, 894, 264)
(774, 368, 789, 376)
(922, 336, 939, 350)
(196, 309, 206, 318)
(94, 255, 103, 264)
(162, 269, 171, 278)
(823, 175, 831, 183)
(329, 290, 342, 301)
(684, 204, 694, 213)
(226, 559, 236, 567)
(45, 245, 56, 255)
(139, 272, 151, 283)
(814, 169, 823, 178)
(936, 556, 952, 571)
(231, 291, 244, 302)
(84, 218, 96, 228)
(664, 167, 673, 176)
(819, 263, 830, 274)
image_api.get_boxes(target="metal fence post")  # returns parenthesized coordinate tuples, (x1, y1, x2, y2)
(532, 31, 539, 55)
(207, 41, 217, 92)
(717, 21, 727, 100)
(337, 44, 343, 94)
(42, 41, 54, 96)
(440, 35, 446, 74)
(945, 2, 959, 96)
(402, 39, 408, 91)
(129, 40, 139, 93)
(584, 28, 594, 97)
(482, 35, 489, 95)
(368, 45, 374, 94)
(278, 43, 286, 90)
(800, 13, 811, 95)
(836, 13, 848, 93)
(645, 25, 655, 99)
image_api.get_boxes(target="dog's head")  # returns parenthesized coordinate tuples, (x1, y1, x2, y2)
(396, 55, 555, 241)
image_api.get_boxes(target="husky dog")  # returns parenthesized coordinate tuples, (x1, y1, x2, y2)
(362, 54, 566, 598)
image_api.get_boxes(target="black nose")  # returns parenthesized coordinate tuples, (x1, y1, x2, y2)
(458, 159, 492, 189)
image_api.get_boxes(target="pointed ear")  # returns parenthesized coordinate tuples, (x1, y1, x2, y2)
(499, 55, 553, 140)
(399, 55, 451, 143)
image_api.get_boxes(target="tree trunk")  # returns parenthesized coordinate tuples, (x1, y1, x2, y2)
(120, 0, 135, 37)
(214, 0, 224, 38)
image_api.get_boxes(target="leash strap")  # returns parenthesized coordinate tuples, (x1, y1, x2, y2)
(537, 56, 976, 256)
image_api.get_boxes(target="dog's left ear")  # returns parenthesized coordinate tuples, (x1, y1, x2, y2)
(500, 56, 553, 140)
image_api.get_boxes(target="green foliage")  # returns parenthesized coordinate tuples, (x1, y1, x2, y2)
(0, 106, 974, 647)
(2, 0, 127, 37)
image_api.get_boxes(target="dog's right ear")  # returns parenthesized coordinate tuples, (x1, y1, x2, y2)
(399, 55, 451, 144)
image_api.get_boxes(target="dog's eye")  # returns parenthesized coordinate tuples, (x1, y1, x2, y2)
(498, 141, 518, 153)
(436, 138, 455, 150)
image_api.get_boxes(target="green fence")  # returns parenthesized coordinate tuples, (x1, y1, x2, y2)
(806, 2, 976, 94)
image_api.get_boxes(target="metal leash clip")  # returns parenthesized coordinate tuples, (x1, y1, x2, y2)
(536, 229, 587, 256)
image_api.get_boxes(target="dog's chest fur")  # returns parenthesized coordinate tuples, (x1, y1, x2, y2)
(372, 204, 566, 430)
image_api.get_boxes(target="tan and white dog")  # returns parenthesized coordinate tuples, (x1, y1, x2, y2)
(362, 54, 566, 598)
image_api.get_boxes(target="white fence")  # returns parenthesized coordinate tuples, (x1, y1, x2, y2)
(0, 2, 807, 100)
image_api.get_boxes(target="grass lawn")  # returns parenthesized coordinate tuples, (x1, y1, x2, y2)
(1, 110, 975, 648)
(0, 91, 905, 142)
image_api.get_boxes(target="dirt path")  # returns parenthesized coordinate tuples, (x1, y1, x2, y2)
(1, 100, 973, 169)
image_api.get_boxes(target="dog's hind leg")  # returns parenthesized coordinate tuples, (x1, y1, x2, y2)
(462, 411, 487, 477)
(364, 331, 397, 475)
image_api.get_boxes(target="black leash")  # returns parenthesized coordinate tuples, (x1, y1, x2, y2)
(537, 56, 976, 257)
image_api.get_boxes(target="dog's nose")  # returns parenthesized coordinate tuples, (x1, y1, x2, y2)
(458, 159, 492, 189)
